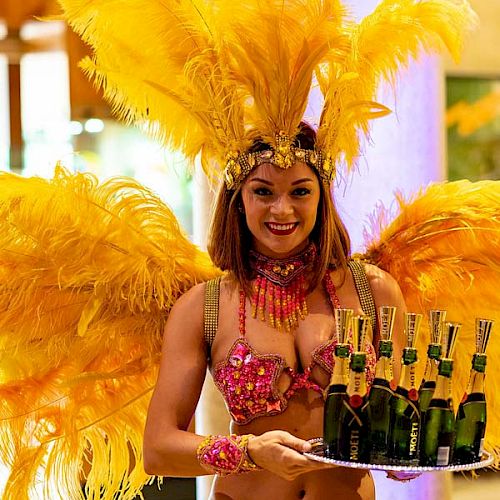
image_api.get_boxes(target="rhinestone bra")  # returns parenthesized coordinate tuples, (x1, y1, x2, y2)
(211, 268, 377, 425)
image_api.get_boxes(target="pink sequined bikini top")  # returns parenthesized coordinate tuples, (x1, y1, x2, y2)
(204, 261, 377, 425)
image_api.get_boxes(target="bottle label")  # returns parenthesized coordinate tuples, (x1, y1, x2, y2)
(350, 429, 360, 461)
(409, 422, 419, 454)
(437, 446, 450, 466)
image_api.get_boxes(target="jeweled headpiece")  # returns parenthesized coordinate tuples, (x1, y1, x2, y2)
(224, 132, 333, 190)
(60, 0, 475, 190)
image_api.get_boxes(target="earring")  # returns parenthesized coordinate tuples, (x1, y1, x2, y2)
(238, 203, 245, 214)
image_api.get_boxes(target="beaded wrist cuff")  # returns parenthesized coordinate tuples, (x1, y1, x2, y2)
(197, 434, 261, 476)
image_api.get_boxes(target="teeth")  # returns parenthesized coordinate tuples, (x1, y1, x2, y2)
(268, 223, 295, 231)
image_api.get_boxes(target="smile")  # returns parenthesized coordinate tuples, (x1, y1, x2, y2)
(265, 222, 298, 235)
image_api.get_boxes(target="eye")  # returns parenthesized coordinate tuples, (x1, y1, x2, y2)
(253, 187, 272, 196)
(292, 187, 311, 196)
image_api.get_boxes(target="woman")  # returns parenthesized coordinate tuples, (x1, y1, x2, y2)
(143, 124, 407, 499)
(0, 2, 486, 499)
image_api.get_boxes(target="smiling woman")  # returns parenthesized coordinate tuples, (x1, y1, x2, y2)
(241, 162, 321, 258)
(208, 123, 351, 299)
(145, 115, 407, 499)
(1, 2, 493, 500)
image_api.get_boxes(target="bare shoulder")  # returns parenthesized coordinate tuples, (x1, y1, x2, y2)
(163, 280, 212, 344)
(168, 281, 206, 319)
(165, 276, 227, 337)
(363, 263, 405, 307)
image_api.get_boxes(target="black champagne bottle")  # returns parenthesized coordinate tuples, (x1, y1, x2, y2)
(419, 310, 446, 417)
(454, 318, 494, 464)
(338, 315, 372, 462)
(323, 308, 353, 458)
(421, 322, 461, 466)
(388, 312, 422, 465)
(368, 305, 396, 464)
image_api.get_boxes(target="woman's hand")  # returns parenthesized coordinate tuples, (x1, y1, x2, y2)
(386, 471, 422, 482)
(247, 430, 334, 481)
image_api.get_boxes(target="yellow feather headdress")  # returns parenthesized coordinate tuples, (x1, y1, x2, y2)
(58, 0, 477, 188)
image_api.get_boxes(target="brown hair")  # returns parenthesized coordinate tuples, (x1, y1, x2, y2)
(207, 123, 351, 292)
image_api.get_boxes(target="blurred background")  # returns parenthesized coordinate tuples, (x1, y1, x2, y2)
(0, 0, 498, 499)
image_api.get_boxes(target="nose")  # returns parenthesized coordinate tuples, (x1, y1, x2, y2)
(270, 195, 293, 217)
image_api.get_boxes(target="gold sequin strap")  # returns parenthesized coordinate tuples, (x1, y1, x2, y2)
(348, 260, 378, 340)
(204, 277, 222, 356)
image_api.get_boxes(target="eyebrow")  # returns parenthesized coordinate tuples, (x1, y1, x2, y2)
(249, 177, 315, 186)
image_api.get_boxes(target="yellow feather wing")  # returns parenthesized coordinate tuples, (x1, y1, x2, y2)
(362, 180, 500, 464)
(0, 167, 219, 499)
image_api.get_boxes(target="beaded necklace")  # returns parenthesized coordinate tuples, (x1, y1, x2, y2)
(245, 244, 340, 333)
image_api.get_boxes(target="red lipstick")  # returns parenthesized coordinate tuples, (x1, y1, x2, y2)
(265, 222, 298, 236)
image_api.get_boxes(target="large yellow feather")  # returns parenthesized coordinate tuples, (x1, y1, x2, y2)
(57, 0, 349, 180)
(362, 180, 500, 465)
(317, 0, 477, 172)
(0, 167, 219, 499)
(57, 1, 476, 182)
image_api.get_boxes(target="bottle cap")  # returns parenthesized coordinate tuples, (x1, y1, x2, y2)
(476, 318, 494, 354)
(379, 306, 396, 341)
(334, 308, 353, 344)
(443, 322, 461, 359)
(404, 312, 422, 348)
(429, 309, 447, 345)
(351, 315, 371, 353)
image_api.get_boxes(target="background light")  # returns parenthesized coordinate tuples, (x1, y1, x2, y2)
(84, 118, 105, 134)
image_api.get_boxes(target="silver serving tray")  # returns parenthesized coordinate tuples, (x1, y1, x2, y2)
(304, 438, 494, 472)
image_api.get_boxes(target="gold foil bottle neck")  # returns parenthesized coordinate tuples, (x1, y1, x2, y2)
(443, 322, 461, 359)
(379, 306, 396, 341)
(429, 309, 447, 345)
(404, 312, 422, 348)
(351, 315, 371, 353)
(334, 308, 354, 344)
(475, 318, 494, 354)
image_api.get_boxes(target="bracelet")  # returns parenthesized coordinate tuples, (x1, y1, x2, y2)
(196, 434, 261, 476)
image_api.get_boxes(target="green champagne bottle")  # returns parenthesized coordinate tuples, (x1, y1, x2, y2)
(339, 315, 371, 463)
(454, 318, 494, 464)
(421, 322, 461, 466)
(419, 310, 447, 417)
(368, 306, 396, 464)
(388, 312, 422, 465)
(324, 308, 353, 458)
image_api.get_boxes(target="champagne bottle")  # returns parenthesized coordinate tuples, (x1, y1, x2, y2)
(388, 312, 422, 465)
(368, 306, 396, 464)
(454, 318, 494, 464)
(339, 315, 371, 462)
(421, 322, 461, 466)
(323, 308, 353, 458)
(419, 310, 447, 417)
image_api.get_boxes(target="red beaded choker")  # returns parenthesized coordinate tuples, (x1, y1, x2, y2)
(245, 243, 340, 333)
(248, 244, 318, 332)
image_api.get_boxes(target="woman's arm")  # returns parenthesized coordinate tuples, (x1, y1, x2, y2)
(143, 282, 210, 476)
(143, 281, 335, 480)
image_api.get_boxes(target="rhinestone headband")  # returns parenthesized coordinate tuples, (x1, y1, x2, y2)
(223, 132, 335, 189)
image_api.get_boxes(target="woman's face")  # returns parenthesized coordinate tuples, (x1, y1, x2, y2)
(240, 161, 321, 258)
